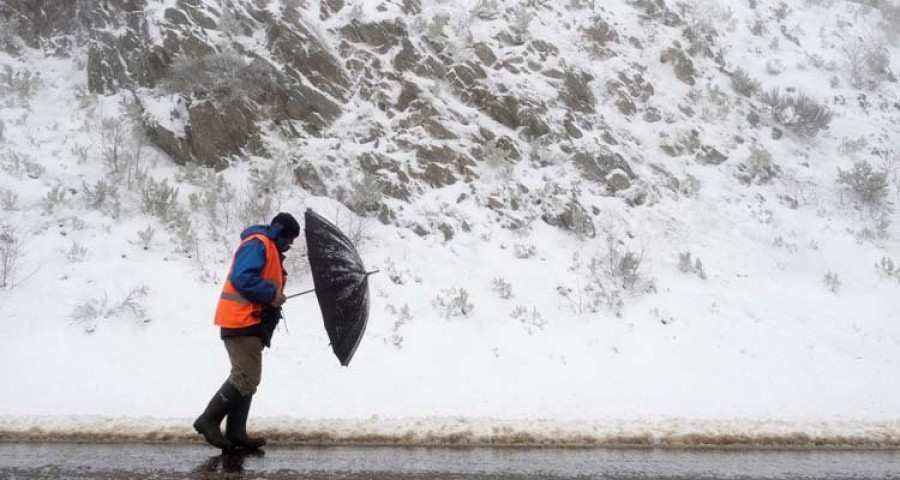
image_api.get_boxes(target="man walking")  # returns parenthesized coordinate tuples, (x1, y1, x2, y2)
(193, 212, 301, 451)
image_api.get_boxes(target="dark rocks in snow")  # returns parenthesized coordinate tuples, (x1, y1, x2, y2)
(606, 71, 654, 117)
(268, 18, 349, 102)
(574, 150, 636, 185)
(660, 46, 696, 86)
(319, 0, 345, 20)
(560, 69, 596, 114)
(340, 19, 405, 55)
(541, 201, 596, 239)
(416, 145, 476, 188)
(293, 161, 329, 197)
(695, 145, 728, 165)
(606, 170, 632, 194)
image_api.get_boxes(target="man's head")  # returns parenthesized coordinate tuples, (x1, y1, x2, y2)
(271, 212, 300, 252)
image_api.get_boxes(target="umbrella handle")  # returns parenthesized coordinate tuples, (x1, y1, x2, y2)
(285, 270, 379, 300)
(285, 288, 316, 299)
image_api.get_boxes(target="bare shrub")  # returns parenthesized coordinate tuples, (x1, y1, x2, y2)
(509, 5, 535, 44)
(492, 276, 513, 299)
(188, 171, 238, 241)
(844, 39, 892, 90)
(876, 257, 900, 282)
(433, 287, 474, 318)
(558, 235, 654, 315)
(510, 305, 546, 334)
(82, 179, 121, 218)
(2, 150, 45, 179)
(70, 285, 151, 333)
(0, 17, 23, 55)
(823, 271, 841, 293)
(41, 184, 67, 215)
(385, 304, 413, 348)
(0, 189, 17, 211)
(730, 68, 761, 97)
(140, 177, 179, 220)
(678, 251, 707, 279)
(513, 243, 537, 259)
(66, 242, 87, 262)
(0, 65, 42, 108)
(138, 225, 155, 250)
(161, 52, 278, 105)
(760, 89, 833, 136)
(99, 116, 145, 191)
(737, 147, 780, 185)
(839, 136, 869, 156)
(675, 0, 733, 56)
(0, 222, 22, 288)
(346, 173, 384, 215)
(837, 160, 891, 216)
(472, 0, 500, 20)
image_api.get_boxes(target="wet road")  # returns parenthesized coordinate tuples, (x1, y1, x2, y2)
(0, 443, 898, 479)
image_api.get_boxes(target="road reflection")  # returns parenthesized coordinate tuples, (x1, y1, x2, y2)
(1, 443, 898, 479)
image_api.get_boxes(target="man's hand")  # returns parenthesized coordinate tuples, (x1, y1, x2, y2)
(271, 293, 287, 307)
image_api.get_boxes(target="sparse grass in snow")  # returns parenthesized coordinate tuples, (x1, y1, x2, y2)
(510, 305, 546, 334)
(492, 276, 514, 300)
(0, 221, 22, 289)
(70, 285, 151, 334)
(433, 287, 474, 319)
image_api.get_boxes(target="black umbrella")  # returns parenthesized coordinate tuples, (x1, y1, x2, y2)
(287, 209, 378, 366)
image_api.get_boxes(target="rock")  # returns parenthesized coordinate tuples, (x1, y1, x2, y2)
(187, 99, 259, 168)
(771, 127, 783, 140)
(642, 107, 662, 122)
(574, 149, 635, 183)
(293, 161, 328, 196)
(606, 71, 654, 117)
(340, 19, 405, 54)
(393, 38, 422, 72)
(416, 145, 476, 187)
(473, 42, 497, 66)
(541, 201, 596, 238)
(395, 81, 421, 112)
(606, 169, 632, 193)
(660, 46, 696, 86)
(438, 223, 454, 242)
(402, 0, 422, 14)
(696, 145, 728, 165)
(582, 16, 619, 45)
(268, 17, 350, 101)
(560, 69, 596, 114)
(320, 0, 344, 20)
(564, 119, 584, 139)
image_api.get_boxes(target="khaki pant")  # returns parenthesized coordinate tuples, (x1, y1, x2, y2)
(224, 336, 263, 397)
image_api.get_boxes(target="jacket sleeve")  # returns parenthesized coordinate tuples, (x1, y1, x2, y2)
(230, 239, 277, 304)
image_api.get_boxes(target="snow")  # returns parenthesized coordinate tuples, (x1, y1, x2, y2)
(0, 0, 899, 447)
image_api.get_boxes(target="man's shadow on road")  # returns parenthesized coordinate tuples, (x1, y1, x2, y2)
(191, 449, 265, 479)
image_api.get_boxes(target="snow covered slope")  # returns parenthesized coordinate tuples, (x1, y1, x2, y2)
(0, 0, 899, 447)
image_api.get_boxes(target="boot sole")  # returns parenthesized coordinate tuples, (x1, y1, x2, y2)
(194, 421, 232, 450)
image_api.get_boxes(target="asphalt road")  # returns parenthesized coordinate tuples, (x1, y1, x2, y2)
(1, 443, 898, 479)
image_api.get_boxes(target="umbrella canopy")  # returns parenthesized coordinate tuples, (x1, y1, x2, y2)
(303, 209, 374, 366)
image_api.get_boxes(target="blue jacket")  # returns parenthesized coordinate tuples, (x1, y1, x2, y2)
(230, 224, 287, 304)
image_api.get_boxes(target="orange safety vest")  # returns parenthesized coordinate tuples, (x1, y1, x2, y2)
(214, 234, 285, 328)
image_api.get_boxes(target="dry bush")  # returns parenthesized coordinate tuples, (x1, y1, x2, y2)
(760, 89, 833, 136)
(161, 52, 278, 105)
(837, 160, 891, 216)
(844, 39, 892, 90)
(730, 68, 761, 97)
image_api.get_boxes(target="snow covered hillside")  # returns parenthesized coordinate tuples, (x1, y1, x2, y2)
(0, 0, 899, 447)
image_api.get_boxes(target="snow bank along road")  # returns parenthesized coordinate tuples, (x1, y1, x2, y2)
(2, 416, 900, 449)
